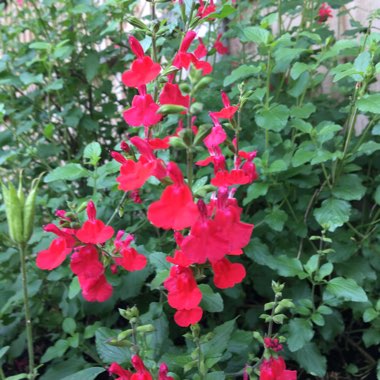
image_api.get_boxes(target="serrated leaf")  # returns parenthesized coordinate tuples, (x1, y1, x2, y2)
(242, 26, 270, 45)
(95, 327, 130, 364)
(44, 164, 89, 183)
(294, 342, 327, 377)
(243, 182, 268, 205)
(357, 141, 380, 155)
(313, 198, 351, 232)
(199, 284, 224, 313)
(63, 318, 76, 335)
(208, 4, 236, 18)
(363, 308, 378, 323)
(292, 148, 315, 167)
(326, 277, 368, 302)
(83, 142, 102, 166)
(255, 104, 290, 132)
(84, 52, 100, 82)
(332, 174, 366, 201)
(290, 62, 309, 80)
(223, 64, 261, 87)
(264, 208, 288, 232)
(68, 277, 81, 299)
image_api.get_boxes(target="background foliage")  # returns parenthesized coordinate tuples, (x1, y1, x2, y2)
(1, 0, 380, 378)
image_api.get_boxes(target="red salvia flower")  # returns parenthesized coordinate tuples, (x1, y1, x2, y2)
(259, 357, 297, 380)
(211, 169, 251, 187)
(36, 237, 72, 270)
(210, 92, 239, 120)
(158, 363, 174, 380)
(197, 0, 216, 19)
(147, 162, 199, 230)
(212, 257, 246, 289)
(214, 33, 229, 55)
(159, 82, 190, 110)
(78, 273, 113, 302)
(318, 2, 332, 23)
(76, 201, 114, 244)
(264, 338, 283, 352)
(109, 362, 133, 380)
(174, 306, 203, 327)
(147, 137, 170, 150)
(173, 31, 212, 75)
(114, 231, 147, 271)
(131, 355, 153, 380)
(70, 245, 104, 278)
(194, 38, 207, 59)
(122, 36, 161, 88)
(166, 250, 192, 268)
(123, 86, 162, 127)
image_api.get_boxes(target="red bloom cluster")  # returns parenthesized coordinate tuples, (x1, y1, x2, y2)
(214, 33, 229, 55)
(109, 356, 174, 380)
(264, 337, 283, 352)
(36, 201, 147, 302)
(259, 357, 297, 380)
(318, 2, 332, 23)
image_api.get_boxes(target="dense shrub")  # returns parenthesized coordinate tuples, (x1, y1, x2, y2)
(1, 0, 380, 379)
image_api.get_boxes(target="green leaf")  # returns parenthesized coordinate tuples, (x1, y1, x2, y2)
(68, 277, 81, 299)
(44, 164, 89, 183)
(41, 339, 69, 363)
(264, 208, 288, 232)
(353, 51, 371, 80)
(84, 52, 100, 82)
(62, 318, 76, 335)
(255, 104, 289, 132)
(205, 372, 225, 380)
(357, 94, 380, 114)
(332, 174, 366, 201)
(311, 312, 325, 326)
(95, 327, 130, 364)
(223, 64, 261, 87)
(208, 4, 236, 19)
(290, 62, 310, 80)
(315, 263, 333, 280)
(19, 72, 44, 85)
(243, 182, 269, 205)
(60, 367, 105, 380)
(290, 103, 316, 119)
(199, 284, 224, 313)
(202, 320, 235, 358)
(294, 342, 327, 377)
(313, 198, 351, 232)
(83, 142, 102, 166)
(304, 255, 319, 274)
(0, 346, 9, 361)
(287, 318, 314, 352)
(242, 26, 270, 45)
(316, 122, 342, 144)
(326, 277, 368, 302)
(291, 118, 313, 133)
(374, 185, 380, 205)
(363, 308, 379, 323)
(29, 41, 51, 50)
(357, 141, 380, 156)
(292, 148, 315, 167)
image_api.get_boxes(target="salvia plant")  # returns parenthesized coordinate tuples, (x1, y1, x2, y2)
(0, 0, 380, 379)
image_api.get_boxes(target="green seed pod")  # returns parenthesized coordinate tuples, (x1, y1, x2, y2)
(17, 172, 25, 208)
(126, 16, 149, 31)
(2, 182, 24, 243)
(22, 187, 37, 243)
(158, 104, 187, 115)
(192, 77, 213, 94)
(169, 136, 187, 150)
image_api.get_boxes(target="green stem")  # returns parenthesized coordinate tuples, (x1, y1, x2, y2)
(265, 50, 272, 151)
(106, 192, 129, 225)
(18, 244, 35, 380)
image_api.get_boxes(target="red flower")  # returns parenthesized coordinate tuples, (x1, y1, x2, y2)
(259, 357, 297, 380)
(166, 250, 192, 268)
(114, 231, 147, 271)
(264, 338, 283, 352)
(158, 363, 174, 380)
(212, 257, 246, 289)
(211, 169, 250, 187)
(164, 266, 202, 310)
(148, 137, 170, 150)
(159, 82, 190, 110)
(194, 38, 207, 59)
(174, 307, 203, 327)
(76, 201, 114, 244)
(197, 0, 216, 19)
(318, 3, 332, 23)
(173, 31, 212, 75)
(204, 123, 227, 149)
(79, 274, 113, 302)
(123, 86, 162, 127)
(131, 355, 153, 380)
(214, 33, 229, 55)
(70, 245, 104, 278)
(210, 92, 239, 120)
(109, 362, 133, 380)
(147, 162, 199, 230)
(36, 237, 72, 270)
(122, 36, 161, 88)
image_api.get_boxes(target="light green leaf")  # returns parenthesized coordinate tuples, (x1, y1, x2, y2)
(95, 327, 130, 364)
(292, 148, 315, 167)
(41, 339, 69, 363)
(313, 198, 351, 232)
(83, 142, 102, 166)
(44, 164, 89, 183)
(68, 277, 81, 299)
(357, 94, 380, 114)
(255, 104, 290, 132)
(326, 277, 368, 302)
(264, 208, 288, 232)
(375, 185, 380, 205)
(208, 4, 236, 19)
(29, 41, 51, 50)
(63, 318, 76, 335)
(223, 64, 261, 87)
(290, 103, 316, 119)
(290, 62, 310, 80)
(357, 141, 380, 156)
(0, 346, 9, 360)
(242, 26, 270, 45)
(243, 182, 269, 205)
(363, 308, 379, 323)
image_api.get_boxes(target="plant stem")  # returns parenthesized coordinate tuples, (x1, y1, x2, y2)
(18, 244, 35, 380)
(106, 192, 129, 225)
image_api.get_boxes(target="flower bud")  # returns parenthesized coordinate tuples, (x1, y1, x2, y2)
(158, 104, 188, 115)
